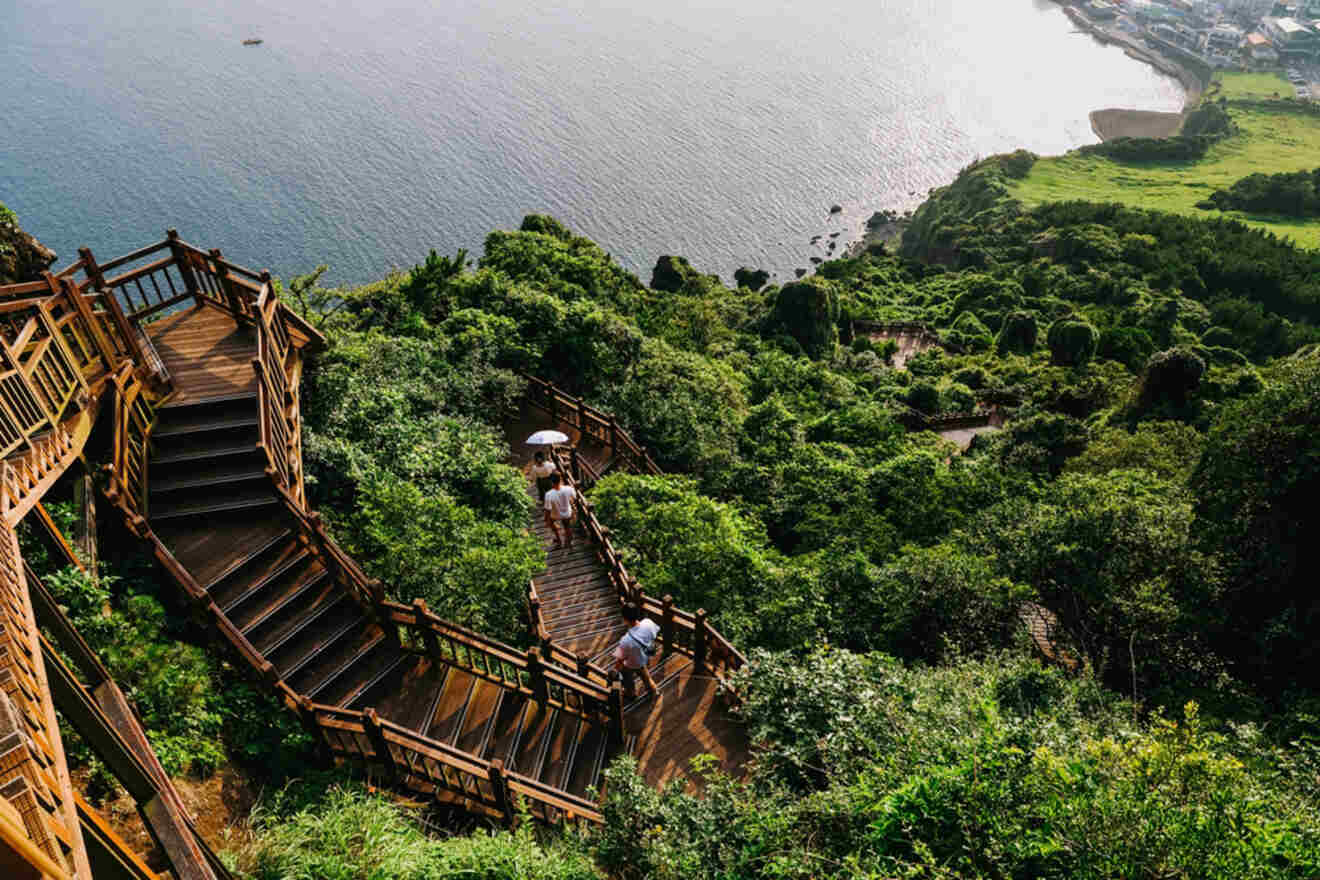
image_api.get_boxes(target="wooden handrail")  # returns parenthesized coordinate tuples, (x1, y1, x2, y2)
(520, 373, 662, 477)
(545, 445, 746, 697)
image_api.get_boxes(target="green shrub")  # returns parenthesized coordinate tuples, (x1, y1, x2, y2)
(1047, 317, 1099, 367)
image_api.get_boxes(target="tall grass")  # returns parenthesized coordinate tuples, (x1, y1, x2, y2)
(230, 783, 600, 880)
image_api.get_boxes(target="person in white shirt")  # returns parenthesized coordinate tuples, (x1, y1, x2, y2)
(542, 472, 578, 549)
(530, 451, 556, 502)
(613, 605, 660, 700)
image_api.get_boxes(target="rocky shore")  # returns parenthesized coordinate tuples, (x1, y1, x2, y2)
(0, 204, 56, 284)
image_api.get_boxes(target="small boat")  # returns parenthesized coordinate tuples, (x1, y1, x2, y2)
(242, 38, 263, 46)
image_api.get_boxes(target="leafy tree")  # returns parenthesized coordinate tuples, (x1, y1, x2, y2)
(770, 278, 839, 358)
(1047, 317, 1099, 367)
(996, 310, 1038, 355)
(1192, 356, 1320, 691)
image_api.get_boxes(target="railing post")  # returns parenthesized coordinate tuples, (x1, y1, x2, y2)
(208, 248, 245, 317)
(413, 598, 440, 657)
(526, 647, 548, 703)
(78, 246, 107, 290)
(608, 415, 618, 455)
(295, 696, 327, 757)
(694, 608, 709, 672)
(488, 759, 515, 824)
(576, 653, 591, 679)
(56, 275, 118, 373)
(96, 267, 149, 367)
(363, 708, 398, 783)
(570, 446, 581, 484)
(661, 595, 675, 657)
(609, 679, 625, 745)
(549, 391, 558, 424)
(166, 230, 202, 303)
(577, 398, 588, 432)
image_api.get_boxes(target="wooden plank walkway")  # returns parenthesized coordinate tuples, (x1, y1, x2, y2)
(139, 304, 744, 813)
(509, 406, 748, 788)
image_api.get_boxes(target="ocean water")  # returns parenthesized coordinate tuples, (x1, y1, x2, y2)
(1, 0, 1183, 285)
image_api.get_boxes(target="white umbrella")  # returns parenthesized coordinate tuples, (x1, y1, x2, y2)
(526, 430, 569, 446)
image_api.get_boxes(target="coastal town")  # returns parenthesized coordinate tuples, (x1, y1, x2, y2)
(1070, 0, 1320, 98)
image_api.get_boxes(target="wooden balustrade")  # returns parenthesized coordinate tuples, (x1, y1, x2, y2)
(520, 374, 661, 478)
(0, 520, 86, 876)
(545, 446, 746, 696)
(305, 702, 604, 825)
(252, 283, 303, 502)
(380, 598, 620, 732)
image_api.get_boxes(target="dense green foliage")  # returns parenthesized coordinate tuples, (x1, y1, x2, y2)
(1204, 166, 1320, 217)
(265, 147, 1320, 872)
(596, 650, 1320, 879)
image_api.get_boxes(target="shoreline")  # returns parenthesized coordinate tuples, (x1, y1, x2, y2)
(1060, 5, 1206, 141)
(844, 3, 1204, 258)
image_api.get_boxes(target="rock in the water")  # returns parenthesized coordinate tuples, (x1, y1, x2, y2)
(829, 204, 843, 214)
(651, 254, 719, 293)
(810, 235, 822, 243)
(829, 231, 841, 238)
(0, 204, 56, 285)
(810, 256, 823, 264)
(734, 266, 771, 291)
(795, 268, 808, 278)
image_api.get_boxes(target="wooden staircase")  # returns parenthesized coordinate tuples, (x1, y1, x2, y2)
(34, 233, 751, 828)
(146, 383, 628, 813)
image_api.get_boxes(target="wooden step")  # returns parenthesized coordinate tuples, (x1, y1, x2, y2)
(219, 548, 311, 615)
(539, 714, 583, 789)
(511, 703, 559, 779)
(292, 628, 385, 697)
(453, 680, 505, 756)
(149, 461, 269, 495)
(153, 413, 259, 438)
(550, 613, 626, 640)
(264, 597, 366, 679)
(426, 673, 478, 744)
(623, 655, 692, 713)
(201, 529, 292, 591)
(482, 691, 529, 763)
(152, 441, 263, 467)
(149, 489, 278, 522)
(565, 726, 606, 797)
(239, 568, 333, 640)
(416, 665, 454, 736)
(159, 391, 257, 412)
(542, 594, 620, 627)
(334, 648, 412, 709)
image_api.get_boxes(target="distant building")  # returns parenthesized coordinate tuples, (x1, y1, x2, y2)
(1084, 0, 1120, 19)
(1262, 15, 1320, 57)
(1208, 21, 1248, 48)
(1225, 0, 1277, 21)
(1245, 30, 1282, 59)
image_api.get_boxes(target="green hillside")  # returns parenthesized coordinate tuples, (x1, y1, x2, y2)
(1010, 74, 1320, 248)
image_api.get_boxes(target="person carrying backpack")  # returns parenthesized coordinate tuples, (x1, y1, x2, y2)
(613, 605, 660, 701)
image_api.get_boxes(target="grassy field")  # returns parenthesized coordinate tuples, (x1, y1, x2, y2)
(1008, 73, 1320, 249)
(1210, 71, 1294, 101)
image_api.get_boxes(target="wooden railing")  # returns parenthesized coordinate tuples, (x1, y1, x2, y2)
(525, 578, 614, 687)
(253, 284, 303, 503)
(105, 373, 158, 519)
(0, 520, 85, 877)
(0, 273, 135, 527)
(546, 446, 746, 697)
(521, 374, 661, 480)
(299, 700, 604, 825)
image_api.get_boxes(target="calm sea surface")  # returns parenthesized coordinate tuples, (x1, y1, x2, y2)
(2, 0, 1182, 285)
